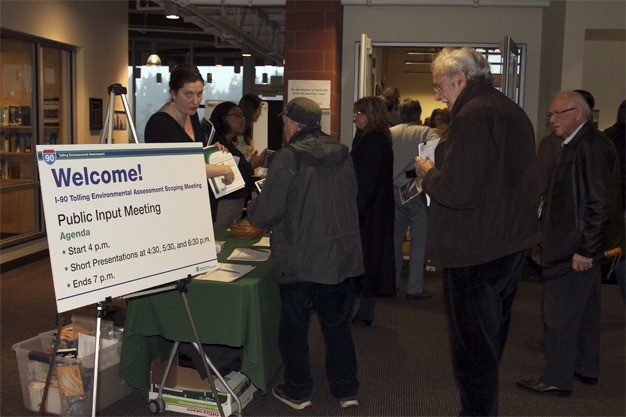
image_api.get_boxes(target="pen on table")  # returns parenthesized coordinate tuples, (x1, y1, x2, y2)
(219, 268, 241, 275)
(248, 247, 270, 253)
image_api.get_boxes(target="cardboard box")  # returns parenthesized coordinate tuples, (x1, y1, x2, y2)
(12, 329, 132, 415)
(150, 358, 256, 416)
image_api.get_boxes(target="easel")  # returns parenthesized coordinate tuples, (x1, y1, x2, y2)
(100, 83, 139, 144)
(95, 84, 240, 417)
(38, 84, 241, 417)
(124, 278, 242, 417)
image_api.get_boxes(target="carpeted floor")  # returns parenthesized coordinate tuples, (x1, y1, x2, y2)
(1, 256, 624, 417)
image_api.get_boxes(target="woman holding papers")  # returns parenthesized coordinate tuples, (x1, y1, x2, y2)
(350, 96, 396, 327)
(144, 63, 234, 221)
(236, 94, 268, 170)
(209, 101, 256, 232)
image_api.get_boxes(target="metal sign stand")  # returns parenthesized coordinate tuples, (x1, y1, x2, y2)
(92, 84, 239, 417)
(123, 278, 242, 417)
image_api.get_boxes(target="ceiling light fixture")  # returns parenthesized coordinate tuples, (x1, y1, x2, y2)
(146, 54, 162, 66)
(164, 0, 180, 20)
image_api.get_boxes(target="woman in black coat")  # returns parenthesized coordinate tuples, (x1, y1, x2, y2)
(350, 96, 396, 326)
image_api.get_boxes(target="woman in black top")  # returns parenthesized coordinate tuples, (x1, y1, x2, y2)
(209, 101, 255, 232)
(236, 93, 267, 169)
(144, 63, 233, 221)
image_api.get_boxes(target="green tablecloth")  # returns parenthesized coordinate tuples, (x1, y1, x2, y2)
(118, 233, 281, 394)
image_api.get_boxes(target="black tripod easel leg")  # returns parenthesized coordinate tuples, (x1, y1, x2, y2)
(39, 313, 65, 416)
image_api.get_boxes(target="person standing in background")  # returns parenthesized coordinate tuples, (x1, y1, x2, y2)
(431, 108, 450, 138)
(237, 94, 268, 170)
(208, 101, 255, 231)
(247, 97, 362, 410)
(351, 96, 396, 327)
(603, 99, 626, 302)
(379, 86, 402, 126)
(414, 47, 540, 416)
(517, 91, 623, 396)
(390, 98, 439, 300)
(525, 89, 598, 353)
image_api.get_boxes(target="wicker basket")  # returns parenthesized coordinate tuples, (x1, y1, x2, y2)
(229, 218, 265, 240)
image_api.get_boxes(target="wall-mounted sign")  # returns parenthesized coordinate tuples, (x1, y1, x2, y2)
(287, 80, 331, 109)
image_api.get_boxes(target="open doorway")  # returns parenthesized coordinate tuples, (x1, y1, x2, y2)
(357, 41, 525, 126)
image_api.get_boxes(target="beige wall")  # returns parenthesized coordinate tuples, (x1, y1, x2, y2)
(341, 4, 544, 144)
(341, 1, 625, 144)
(1, 0, 129, 145)
(561, 0, 625, 130)
(1, 0, 128, 263)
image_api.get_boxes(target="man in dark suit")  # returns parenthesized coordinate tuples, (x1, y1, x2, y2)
(517, 91, 623, 396)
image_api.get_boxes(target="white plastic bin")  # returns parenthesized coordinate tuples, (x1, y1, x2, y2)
(12, 329, 132, 415)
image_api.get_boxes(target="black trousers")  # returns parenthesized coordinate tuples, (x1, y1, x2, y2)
(444, 251, 525, 416)
(277, 278, 359, 400)
(542, 266, 601, 389)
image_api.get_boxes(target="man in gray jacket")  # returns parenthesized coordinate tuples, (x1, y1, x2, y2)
(391, 98, 440, 299)
(247, 97, 363, 410)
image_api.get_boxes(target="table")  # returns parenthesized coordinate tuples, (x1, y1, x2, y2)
(118, 232, 281, 394)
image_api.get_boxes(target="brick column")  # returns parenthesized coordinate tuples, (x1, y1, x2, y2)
(284, 0, 343, 138)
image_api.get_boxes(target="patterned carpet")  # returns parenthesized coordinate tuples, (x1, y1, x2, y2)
(1, 257, 624, 417)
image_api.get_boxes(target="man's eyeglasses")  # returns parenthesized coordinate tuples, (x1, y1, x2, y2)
(226, 111, 244, 118)
(433, 82, 444, 94)
(546, 107, 576, 118)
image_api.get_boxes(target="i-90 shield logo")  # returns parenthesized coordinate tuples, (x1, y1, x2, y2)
(42, 149, 56, 165)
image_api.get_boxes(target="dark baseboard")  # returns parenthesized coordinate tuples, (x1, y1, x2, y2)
(0, 249, 49, 273)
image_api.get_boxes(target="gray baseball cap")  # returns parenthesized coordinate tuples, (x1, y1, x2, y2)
(279, 97, 321, 126)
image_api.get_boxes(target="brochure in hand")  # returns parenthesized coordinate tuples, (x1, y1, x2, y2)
(400, 138, 440, 205)
(203, 145, 246, 198)
(400, 178, 422, 204)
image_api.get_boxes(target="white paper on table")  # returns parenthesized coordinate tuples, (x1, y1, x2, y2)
(227, 247, 271, 262)
(195, 262, 256, 282)
(254, 236, 271, 247)
(204, 145, 246, 198)
(418, 138, 440, 164)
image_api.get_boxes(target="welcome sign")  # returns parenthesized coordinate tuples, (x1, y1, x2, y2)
(36, 143, 218, 312)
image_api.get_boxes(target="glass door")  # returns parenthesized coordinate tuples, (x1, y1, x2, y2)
(0, 37, 38, 244)
(0, 34, 73, 248)
(357, 33, 373, 99)
(41, 46, 72, 145)
(500, 36, 522, 104)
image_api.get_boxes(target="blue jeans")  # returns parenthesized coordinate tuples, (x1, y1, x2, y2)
(278, 278, 359, 400)
(393, 189, 427, 294)
(444, 251, 525, 416)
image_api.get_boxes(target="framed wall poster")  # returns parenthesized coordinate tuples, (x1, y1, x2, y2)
(89, 98, 103, 130)
(113, 110, 127, 131)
